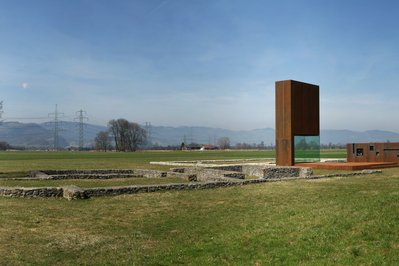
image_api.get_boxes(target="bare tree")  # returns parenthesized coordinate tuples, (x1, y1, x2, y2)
(108, 119, 123, 151)
(0, 141, 11, 150)
(217, 137, 231, 150)
(108, 119, 146, 152)
(126, 122, 147, 151)
(94, 131, 110, 151)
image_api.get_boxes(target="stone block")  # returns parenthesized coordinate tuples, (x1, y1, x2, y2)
(63, 185, 89, 200)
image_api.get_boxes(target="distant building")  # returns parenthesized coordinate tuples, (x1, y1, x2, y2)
(200, 144, 219, 151)
(186, 144, 202, 150)
(347, 142, 399, 164)
(182, 143, 219, 151)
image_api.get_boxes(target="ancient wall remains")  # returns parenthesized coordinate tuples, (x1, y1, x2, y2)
(0, 170, 381, 200)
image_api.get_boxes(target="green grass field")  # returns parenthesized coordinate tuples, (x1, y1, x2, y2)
(0, 150, 273, 173)
(1, 149, 398, 265)
(0, 149, 346, 173)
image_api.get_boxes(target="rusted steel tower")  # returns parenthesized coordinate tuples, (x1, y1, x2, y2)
(275, 80, 320, 166)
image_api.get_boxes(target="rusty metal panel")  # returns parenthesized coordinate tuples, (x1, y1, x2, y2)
(346, 143, 355, 162)
(291, 80, 319, 136)
(275, 80, 293, 166)
(275, 80, 319, 166)
(347, 142, 399, 164)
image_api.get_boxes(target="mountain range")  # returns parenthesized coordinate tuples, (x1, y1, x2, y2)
(1, 121, 399, 148)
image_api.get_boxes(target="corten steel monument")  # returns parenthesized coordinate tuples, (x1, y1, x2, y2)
(275, 80, 320, 166)
(347, 142, 399, 164)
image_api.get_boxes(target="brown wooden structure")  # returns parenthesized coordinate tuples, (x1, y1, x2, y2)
(275, 80, 319, 166)
(347, 142, 399, 164)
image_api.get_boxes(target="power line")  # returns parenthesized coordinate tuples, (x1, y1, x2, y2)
(75, 109, 88, 150)
(144, 122, 152, 147)
(190, 127, 194, 144)
(48, 104, 64, 150)
(0, 101, 3, 122)
(4, 117, 49, 120)
(0, 103, 53, 121)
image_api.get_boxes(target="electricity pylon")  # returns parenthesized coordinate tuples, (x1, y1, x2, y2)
(75, 109, 88, 150)
(48, 104, 64, 150)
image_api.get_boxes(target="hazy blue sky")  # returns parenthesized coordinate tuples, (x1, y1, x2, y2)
(1, 0, 399, 131)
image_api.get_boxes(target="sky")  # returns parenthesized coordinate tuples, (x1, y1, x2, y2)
(1, 0, 399, 131)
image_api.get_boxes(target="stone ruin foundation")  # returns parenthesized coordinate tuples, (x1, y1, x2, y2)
(0, 162, 382, 200)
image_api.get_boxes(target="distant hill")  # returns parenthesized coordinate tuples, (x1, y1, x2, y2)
(0, 121, 67, 148)
(320, 129, 399, 145)
(1, 121, 399, 148)
(40, 121, 107, 147)
(150, 126, 275, 147)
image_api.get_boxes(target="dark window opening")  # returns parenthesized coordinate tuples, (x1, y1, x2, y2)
(356, 148, 364, 156)
(352, 144, 355, 154)
(370, 145, 374, 151)
(376, 151, 380, 156)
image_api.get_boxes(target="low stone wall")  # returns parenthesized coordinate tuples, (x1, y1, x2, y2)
(85, 169, 383, 199)
(43, 174, 141, 180)
(63, 185, 90, 200)
(0, 187, 63, 198)
(204, 164, 312, 179)
(261, 167, 313, 179)
(84, 180, 271, 197)
(207, 165, 243, 172)
(34, 169, 135, 176)
(310, 169, 382, 179)
(134, 169, 168, 178)
(261, 167, 300, 179)
(171, 167, 245, 181)
(28, 166, 312, 181)
(223, 173, 246, 179)
(28, 169, 180, 180)
(241, 165, 266, 178)
(0, 169, 382, 200)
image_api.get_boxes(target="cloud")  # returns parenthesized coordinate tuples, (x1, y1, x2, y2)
(21, 82, 29, 89)
(148, 0, 170, 14)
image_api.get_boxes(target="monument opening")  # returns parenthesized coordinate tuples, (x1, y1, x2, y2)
(294, 135, 320, 163)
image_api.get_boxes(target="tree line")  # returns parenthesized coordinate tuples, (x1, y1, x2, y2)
(0, 141, 12, 150)
(95, 119, 147, 152)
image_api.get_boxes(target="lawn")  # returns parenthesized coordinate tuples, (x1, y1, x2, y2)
(2, 149, 397, 265)
(0, 169, 398, 265)
(0, 149, 346, 173)
(0, 150, 273, 173)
